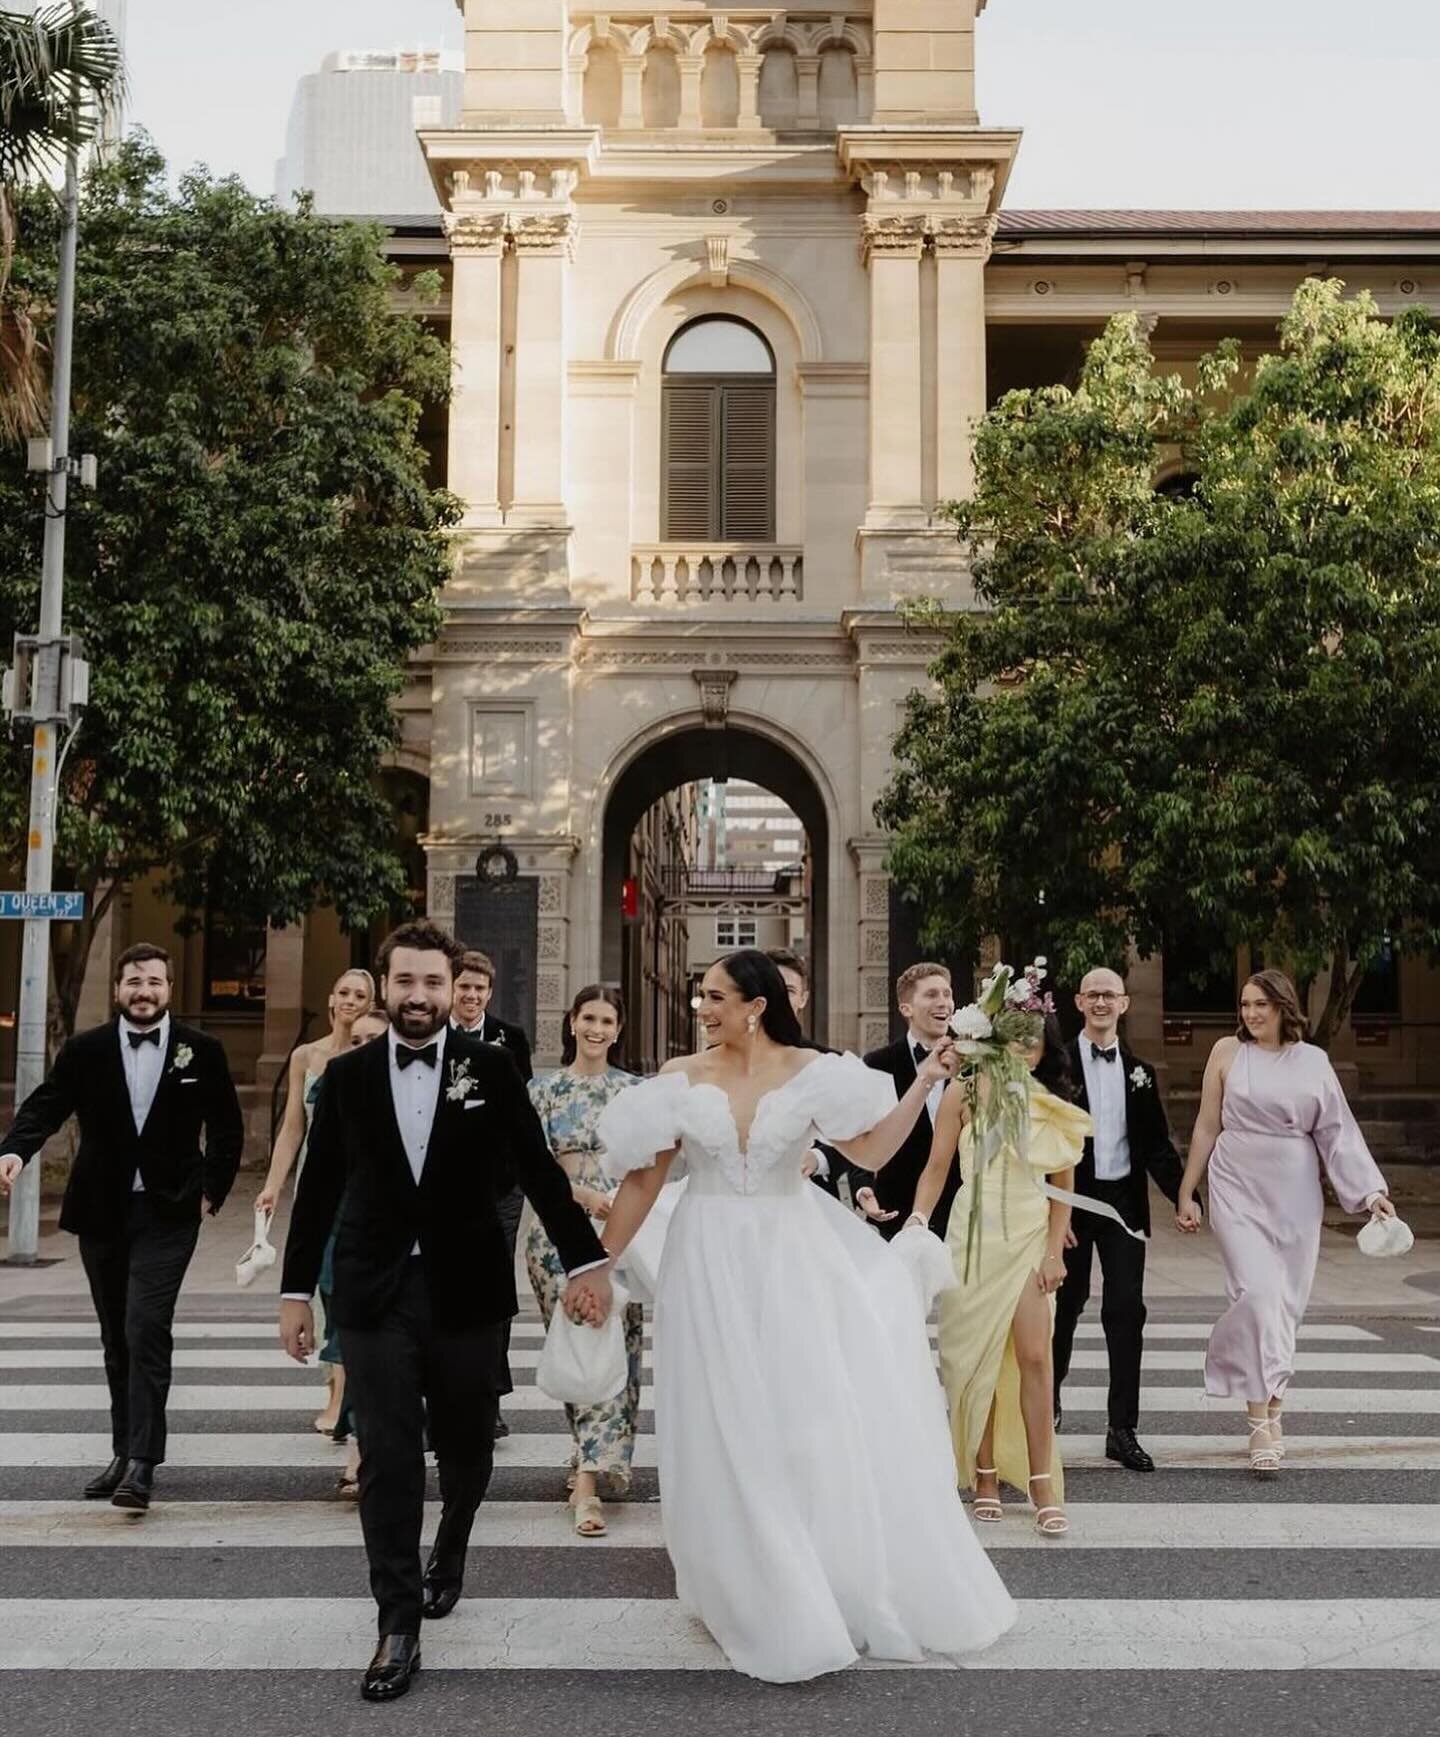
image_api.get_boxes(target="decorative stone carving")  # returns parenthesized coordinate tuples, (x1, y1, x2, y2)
(862, 969, 890, 1007)
(536, 972, 563, 1007)
(693, 667, 739, 727)
(706, 234, 730, 287)
(443, 212, 508, 255)
(863, 1017, 890, 1052)
(538, 923, 563, 962)
(861, 213, 927, 260)
(537, 876, 564, 915)
(511, 212, 579, 259)
(863, 876, 890, 917)
(930, 213, 999, 256)
(862, 923, 889, 964)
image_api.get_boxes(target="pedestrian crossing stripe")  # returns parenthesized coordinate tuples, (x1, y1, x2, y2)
(0, 1321, 1388, 1341)
(1, 1596, 1435, 1671)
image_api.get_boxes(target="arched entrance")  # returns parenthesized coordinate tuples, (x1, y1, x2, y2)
(601, 724, 831, 1068)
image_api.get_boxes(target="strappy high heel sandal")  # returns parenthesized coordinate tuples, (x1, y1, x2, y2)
(1028, 1473, 1069, 1537)
(1247, 1416, 1280, 1478)
(1266, 1403, 1285, 1459)
(572, 1494, 607, 1537)
(970, 1468, 1003, 1523)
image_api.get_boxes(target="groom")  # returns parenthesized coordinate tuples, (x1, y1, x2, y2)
(280, 920, 611, 1702)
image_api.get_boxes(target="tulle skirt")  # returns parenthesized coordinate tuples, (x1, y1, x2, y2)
(651, 1174, 1017, 1683)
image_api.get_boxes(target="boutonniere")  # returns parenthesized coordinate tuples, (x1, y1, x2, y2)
(172, 1044, 194, 1072)
(489, 1028, 506, 1047)
(446, 1058, 478, 1103)
(1129, 1065, 1150, 1091)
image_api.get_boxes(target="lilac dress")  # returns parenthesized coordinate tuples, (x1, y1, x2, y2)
(1205, 1042, 1386, 1400)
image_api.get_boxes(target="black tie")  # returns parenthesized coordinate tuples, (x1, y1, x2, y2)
(396, 1042, 438, 1071)
(127, 1028, 161, 1049)
(913, 1042, 930, 1066)
(1091, 1044, 1117, 1063)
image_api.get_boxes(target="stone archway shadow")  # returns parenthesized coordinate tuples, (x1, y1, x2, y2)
(599, 718, 833, 1040)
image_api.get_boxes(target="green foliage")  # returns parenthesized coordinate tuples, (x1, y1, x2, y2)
(0, 139, 458, 1028)
(878, 283, 1440, 1044)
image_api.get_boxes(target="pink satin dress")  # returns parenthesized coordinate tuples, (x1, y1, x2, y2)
(1205, 1041, 1386, 1401)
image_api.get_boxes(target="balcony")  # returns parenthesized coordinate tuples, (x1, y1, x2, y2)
(631, 545, 804, 604)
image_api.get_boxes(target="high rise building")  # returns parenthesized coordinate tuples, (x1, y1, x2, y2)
(274, 49, 463, 217)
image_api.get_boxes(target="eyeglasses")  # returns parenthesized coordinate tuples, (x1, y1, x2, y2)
(1079, 992, 1122, 1003)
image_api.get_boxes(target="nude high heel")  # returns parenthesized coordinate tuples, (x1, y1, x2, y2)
(1028, 1473, 1069, 1536)
(1247, 1416, 1280, 1478)
(1266, 1401, 1285, 1459)
(970, 1468, 1003, 1522)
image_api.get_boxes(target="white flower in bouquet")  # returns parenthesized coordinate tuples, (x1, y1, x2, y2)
(949, 1005, 993, 1041)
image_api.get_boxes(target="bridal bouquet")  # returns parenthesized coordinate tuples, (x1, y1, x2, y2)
(948, 959, 1054, 1279)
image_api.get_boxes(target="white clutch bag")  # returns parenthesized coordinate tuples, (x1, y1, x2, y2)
(235, 1208, 278, 1288)
(536, 1276, 631, 1404)
(1357, 1213, 1414, 1258)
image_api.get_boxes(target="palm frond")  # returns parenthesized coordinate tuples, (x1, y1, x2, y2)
(0, 3, 125, 185)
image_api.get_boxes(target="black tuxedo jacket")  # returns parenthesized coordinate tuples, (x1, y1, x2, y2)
(454, 1013, 533, 1084)
(0, 1019, 243, 1238)
(1066, 1036, 1184, 1234)
(282, 1030, 602, 1329)
(858, 1037, 960, 1240)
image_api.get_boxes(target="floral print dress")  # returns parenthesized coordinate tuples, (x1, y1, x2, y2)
(526, 1065, 644, 1492)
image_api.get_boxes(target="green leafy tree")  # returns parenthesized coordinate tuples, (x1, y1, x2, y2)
(1, 1, 124, 435)
(878, 281, 1440, 1046)
(0, 140, 458, 1041)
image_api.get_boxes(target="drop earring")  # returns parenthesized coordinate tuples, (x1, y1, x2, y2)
(746, 1015, 758, 1034)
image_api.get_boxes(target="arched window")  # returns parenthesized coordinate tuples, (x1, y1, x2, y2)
(662, 317, 776, 542)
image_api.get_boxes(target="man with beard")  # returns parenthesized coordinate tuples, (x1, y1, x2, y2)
(0, 942, 243, 1512)
(280, 919, 611, 1703)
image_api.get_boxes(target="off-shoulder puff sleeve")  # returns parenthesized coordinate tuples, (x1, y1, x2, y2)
(1026, 1081, 1092, 1174)
(808, 1052, 899, 1144)
(596, 1072, 690, 1183)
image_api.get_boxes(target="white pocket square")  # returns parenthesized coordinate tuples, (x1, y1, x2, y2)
(180, 1077, 199, 1085)
(464, 1098, 486, 1110)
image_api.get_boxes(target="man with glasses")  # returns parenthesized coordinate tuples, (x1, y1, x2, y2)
(1053, 966, 1189, 1471)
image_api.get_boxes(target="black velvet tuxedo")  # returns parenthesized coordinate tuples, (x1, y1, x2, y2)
(454, 1013, 532, 1084)
(282, 1029, 597, 1327)
(857, 1036, 959, 1239)
(1, 1017, 243, 1463)
(1052, 1035, 1184, 1432)
(281, 1028, 605, 1637)
(1, 1018, 243, 1237)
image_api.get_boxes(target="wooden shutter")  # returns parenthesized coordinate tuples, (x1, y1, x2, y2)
(662, 383, 719, 540)
(719, 383, 775, 541)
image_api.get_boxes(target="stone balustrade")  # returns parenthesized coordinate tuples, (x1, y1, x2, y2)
(631, 545, 804, 603)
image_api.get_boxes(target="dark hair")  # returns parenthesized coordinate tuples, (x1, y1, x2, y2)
(765, 947, 808, 986)
(375, 920, 465, 982)
(715, 949, 809, 1048)
(114, 942, 172, 985)
(1238, 969, 1308, 1044)
(561, 983, 626, 1066)
(1032, 1014, 1077, 1102)
(458, 950, 494, 982)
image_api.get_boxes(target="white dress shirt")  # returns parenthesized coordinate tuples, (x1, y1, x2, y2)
(1079, 1037, 1131, 1181)
(390, 1027, 446, 1188)
(120, 1012, 170, 1191)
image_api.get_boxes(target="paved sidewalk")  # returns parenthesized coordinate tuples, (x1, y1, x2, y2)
(3, 1197, 1438, 1319)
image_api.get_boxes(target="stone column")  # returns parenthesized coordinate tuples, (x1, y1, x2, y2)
(795, 55, 821, 126)
(736, 53, 763, 128)
(509, 212, 576, 526)
(931, 213, 996, 502)
(678, 55, 704, 129)
(443, 212, 507, 527)
(862, 214, 927, 528)
(256, 918, 307, 1090)
(619, 53, 645, 128)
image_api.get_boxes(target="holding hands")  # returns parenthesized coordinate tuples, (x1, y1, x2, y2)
(1174, 1192, 1204, 1233)
(562, 1266, 614, 1327)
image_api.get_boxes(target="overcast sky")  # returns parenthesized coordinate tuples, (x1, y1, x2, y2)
(123, 0, 1440, 210)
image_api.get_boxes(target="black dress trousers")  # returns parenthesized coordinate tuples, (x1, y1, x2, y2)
(1052, 1176, 1148, 1432)
(339, 1260, 505, 1635)
(78, 1193, 201, 1463)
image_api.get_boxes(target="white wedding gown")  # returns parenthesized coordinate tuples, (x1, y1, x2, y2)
(596, 1051, 1017, 1683)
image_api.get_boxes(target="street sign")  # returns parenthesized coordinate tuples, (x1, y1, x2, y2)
(0, 891, 85, 921)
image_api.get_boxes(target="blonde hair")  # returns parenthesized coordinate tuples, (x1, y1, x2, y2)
(896, 961, 951, 1006)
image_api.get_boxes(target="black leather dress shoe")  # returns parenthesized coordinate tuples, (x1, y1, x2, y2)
(1105, 1427, 1155, 1472)
(110, 1459, 155, 1510)
(361, 1634, 421, 1702)
(421, 1556, 463, 1621)
(83, 1456, 127, 1499)
(1053, 1405, 1062, 1433)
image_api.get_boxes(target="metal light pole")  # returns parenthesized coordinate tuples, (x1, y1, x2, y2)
(5, 139, 83, 1264)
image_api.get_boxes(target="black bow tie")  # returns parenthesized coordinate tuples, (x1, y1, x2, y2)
(1091, 1044, 1118, 1063)
(913, 1042, 931, 1065)
(126, 1028, 161, 1049)
(396, 1042, 438, 1071)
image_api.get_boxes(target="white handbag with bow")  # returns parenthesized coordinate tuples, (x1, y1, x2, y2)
(235, 1208, 278, 1288)
(536, 1276, 631, 1404)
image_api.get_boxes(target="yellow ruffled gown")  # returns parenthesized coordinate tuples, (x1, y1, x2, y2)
(937, 1078, 1092, 1502)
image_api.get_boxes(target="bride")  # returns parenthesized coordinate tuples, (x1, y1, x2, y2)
(587, 949, 1017, 1683)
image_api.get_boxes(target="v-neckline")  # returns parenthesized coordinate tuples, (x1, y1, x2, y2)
(682, 1056, 825, 1156)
